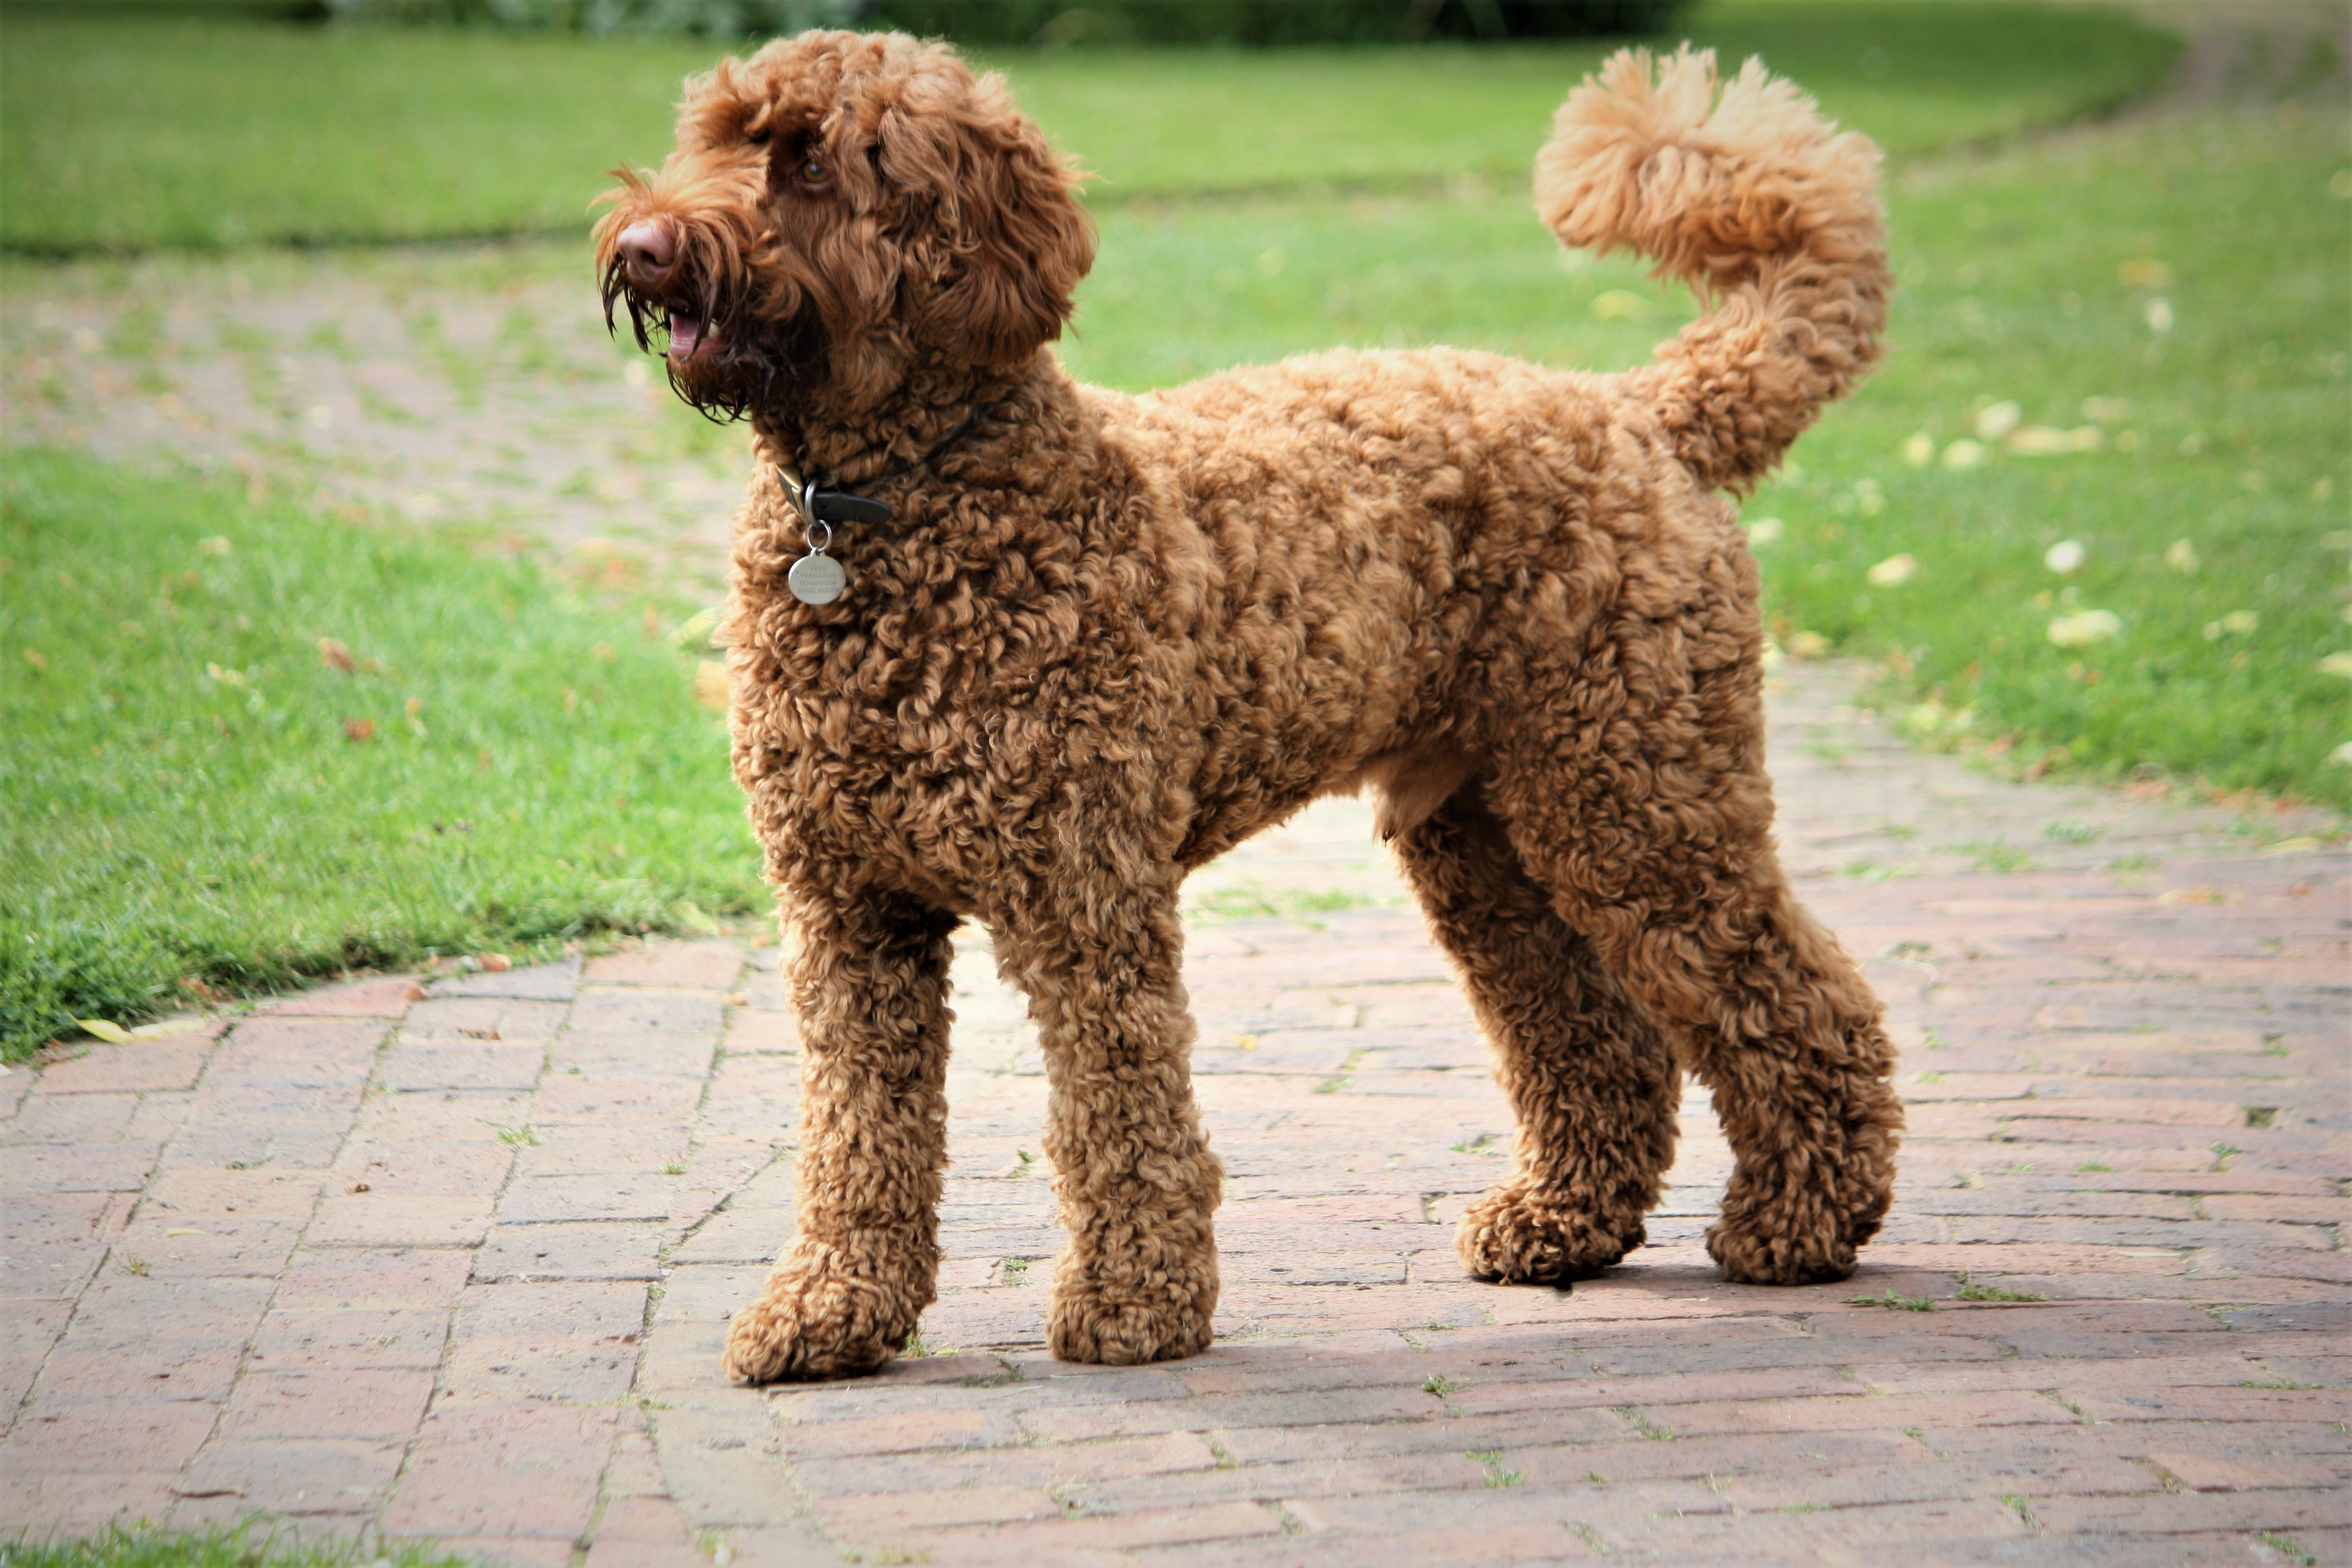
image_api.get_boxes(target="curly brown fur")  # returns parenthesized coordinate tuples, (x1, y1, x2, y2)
(597, 34, 1903, 1383)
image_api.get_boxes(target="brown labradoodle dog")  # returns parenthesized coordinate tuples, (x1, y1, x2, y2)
(598, 33, 1903, 1383)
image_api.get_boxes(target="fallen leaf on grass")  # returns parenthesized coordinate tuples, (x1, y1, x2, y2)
(345, 717, 377, 742)
(2165, 539, 2199, 574)
(1973, 401, 2022, 442)
(196, 535, 232, 557)
(22, 647, 45, 672)
(2044, 540, 2087, 574)
(478, 953, 513, 972)
(2046, 609, 2123, 647)
(1867, 554, 1918, 587)
(318, 637, 356, 672)
(2317, 652, 2352, 679)
(74, 1018, 132, 1043)
(670, 606, 721, 648)
(2008, 426, 2101, 456)
(2119, 258, 2172, 289)
(1940, 439, 1985, 470)
(1591, 290, 1652, 320)
(1901, 431, 1935, 466)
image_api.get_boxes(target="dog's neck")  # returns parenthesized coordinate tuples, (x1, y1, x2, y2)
(752, 356, 1051, 488)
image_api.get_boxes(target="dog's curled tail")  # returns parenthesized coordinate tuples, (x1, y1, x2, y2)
(1537, 46, 1890, 493)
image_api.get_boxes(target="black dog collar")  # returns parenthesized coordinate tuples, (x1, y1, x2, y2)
(775, 403, 993, 605)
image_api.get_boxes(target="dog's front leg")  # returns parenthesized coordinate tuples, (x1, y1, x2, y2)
(723, 885, 957, 1384)
(998, 885, 1223, 1365)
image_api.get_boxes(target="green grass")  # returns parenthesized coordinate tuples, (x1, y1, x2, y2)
(1749, 110, 2350, 807)
(0, 449, 764, 1060)
(1057, 111, 2351, 809)
(0, 3, 2177, 252)
(0, 1524, 472, 1568)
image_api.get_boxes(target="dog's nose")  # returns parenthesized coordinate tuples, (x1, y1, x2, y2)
(616, 220, 676, 282)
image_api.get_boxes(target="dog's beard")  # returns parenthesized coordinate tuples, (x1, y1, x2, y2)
(601, 254, 826, 425)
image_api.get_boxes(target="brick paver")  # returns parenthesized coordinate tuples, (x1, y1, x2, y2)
(2, 662, 2342, 1565)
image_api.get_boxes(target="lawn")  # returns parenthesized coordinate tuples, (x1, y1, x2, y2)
(0, 449, 763, 1060)
(0, 3, 2176, 251)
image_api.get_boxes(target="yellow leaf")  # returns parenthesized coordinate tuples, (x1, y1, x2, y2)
(1591, 290, 1651, 321)
(669, 607, 721, 649)
(1973, 401, 2022, 442)
(318, 638, 356, 672)
(75, 1018, 132, 1043)
(2008, 426, 2101, 456)
(1867, 554, 1918, 587)
(2047, 610, 2124, 647)
(164, 1227, 205, 1238)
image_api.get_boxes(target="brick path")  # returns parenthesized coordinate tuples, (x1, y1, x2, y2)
(3, 662, 2343, 1565)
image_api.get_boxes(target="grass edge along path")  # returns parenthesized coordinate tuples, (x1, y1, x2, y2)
(0, 448, 765, 1061)
(0, 1523, 478, 1568)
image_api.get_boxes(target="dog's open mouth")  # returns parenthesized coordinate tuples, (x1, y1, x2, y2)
(667, 311, 721, 361)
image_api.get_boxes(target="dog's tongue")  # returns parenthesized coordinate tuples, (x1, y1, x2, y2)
(667, 313, 704, 357)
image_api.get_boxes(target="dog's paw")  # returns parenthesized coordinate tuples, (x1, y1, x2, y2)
(721, 1268, 918, 1385)
(1455, 1183, 1645, 1285)
(1705, 1219, 1862, 1286)
(1047, 1260, 1217, 1366)
(1705, 1145, 1892, 1285)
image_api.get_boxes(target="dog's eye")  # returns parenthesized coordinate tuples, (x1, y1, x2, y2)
(797, 154, 831, 188)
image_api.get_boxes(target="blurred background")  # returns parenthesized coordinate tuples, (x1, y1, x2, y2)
(1, 0, 2345, 1054)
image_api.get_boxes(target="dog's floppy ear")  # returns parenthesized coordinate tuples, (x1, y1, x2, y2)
(883, 77, 1096, 368)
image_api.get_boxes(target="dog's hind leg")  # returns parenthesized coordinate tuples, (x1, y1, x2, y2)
(1489, 608, 1903, 1286)
(994, 878, 1222, 1366)
(722, 885, 957, 1384)
(1395, 784, 1680, 1284)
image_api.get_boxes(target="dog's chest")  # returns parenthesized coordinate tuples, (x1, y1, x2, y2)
(736, 563, 1156, 896)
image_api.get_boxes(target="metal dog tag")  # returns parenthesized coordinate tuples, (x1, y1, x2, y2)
(788, 551, 846, 606)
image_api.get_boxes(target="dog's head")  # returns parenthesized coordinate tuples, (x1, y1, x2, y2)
(596, 31, 1096, 423)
